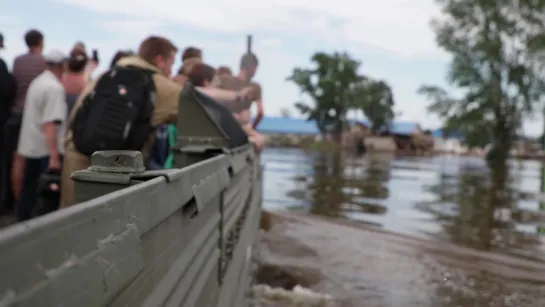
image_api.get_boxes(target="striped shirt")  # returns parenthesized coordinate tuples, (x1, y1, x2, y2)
(12, 53, 46, 110)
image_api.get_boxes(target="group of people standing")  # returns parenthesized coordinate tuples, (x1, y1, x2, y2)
(0, 29, 265, 225)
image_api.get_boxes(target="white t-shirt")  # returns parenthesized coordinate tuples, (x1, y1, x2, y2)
(17, 70, 67, 158)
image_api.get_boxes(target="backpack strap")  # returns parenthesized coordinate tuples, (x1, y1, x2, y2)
(125, 65, 157, 76)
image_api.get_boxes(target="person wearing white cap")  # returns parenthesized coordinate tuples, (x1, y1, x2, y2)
(15, 49, 68, 221)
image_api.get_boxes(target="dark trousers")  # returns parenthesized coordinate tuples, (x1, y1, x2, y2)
(0, 112, 22, 215)
(16, 156, 63, 221)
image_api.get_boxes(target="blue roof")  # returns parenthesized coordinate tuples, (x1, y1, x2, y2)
(431, 128, 463, 139)
(384, 121, 420, 135)
(431, 129, 443, 138)
(254, 116, 426, 136)
(256, 117, 319, 135)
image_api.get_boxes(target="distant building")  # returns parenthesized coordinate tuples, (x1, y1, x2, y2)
(387, 122, 422, 136)
(381, 121, 423, 150)
(254, 116, 320, 146)
(431, 128, 466, 154)
(255, 116, 320, 135)
(253, 116, 456, 152)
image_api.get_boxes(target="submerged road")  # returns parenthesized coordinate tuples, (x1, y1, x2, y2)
(256, 148, 545, 306)
(257, 210, 545, 307)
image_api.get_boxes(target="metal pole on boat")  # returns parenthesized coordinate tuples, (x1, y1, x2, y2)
(247, 35, 252, 53)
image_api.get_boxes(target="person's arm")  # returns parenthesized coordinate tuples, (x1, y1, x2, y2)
(42, 86, 67, 169)
(245, 83, 263, 129)
(43, 122, 60, 169)
(196, 87, 241, 104)
(155, 77, 256, 126)
(10, 58, 20, 97)
(252, 99, 263, 129)
(83, 60, 98, 82)
(196, 86, 257, 104)
(11, 57, 20, 77)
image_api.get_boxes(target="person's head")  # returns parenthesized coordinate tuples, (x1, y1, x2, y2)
(187, 63, 216, 87)
(67, 48, 88, 73)
(138, 36, 177, 76)
(24, 29, 44, 53)
(179, 57, 201, 77)
(239, 52, 258, 79)
(73, 41, 86, 52)
(110, 50, 134, 68)
(0, 33, 4, 50)
(44, 49, 67, 79)
(181, 46, 202, 62)
(217, 66, 232, 76)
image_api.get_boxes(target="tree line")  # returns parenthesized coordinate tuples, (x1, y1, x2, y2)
(418, 0, 545, 171)
(287, 52, 395, 140)
(289, 0, 545, 174)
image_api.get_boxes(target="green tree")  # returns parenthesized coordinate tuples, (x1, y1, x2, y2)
(352, 79, 395, 134)
(418, 0, 545, 176)
(287, 52, 362, 141)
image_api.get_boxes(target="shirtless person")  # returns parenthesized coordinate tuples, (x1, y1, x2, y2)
(173, 46, 202, 85)
(213, 52, 265, 151)
(217, 66, 232, 77)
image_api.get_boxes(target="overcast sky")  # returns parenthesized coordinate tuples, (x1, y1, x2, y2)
(1, 0, 543, 136)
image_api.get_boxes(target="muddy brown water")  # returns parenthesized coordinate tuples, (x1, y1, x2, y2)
(258, 148, 545, 306)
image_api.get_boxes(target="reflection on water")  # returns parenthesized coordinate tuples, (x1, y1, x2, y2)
(261, 147, 545, 305)
(263, 148, 545, 259)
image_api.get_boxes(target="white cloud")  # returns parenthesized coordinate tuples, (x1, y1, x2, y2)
(96, 19, 164, 38)
(55, 0, 444, 59)
(45, 0, 454, 128)
(259, 38, 283, 49)
(0, 15, 21, 26)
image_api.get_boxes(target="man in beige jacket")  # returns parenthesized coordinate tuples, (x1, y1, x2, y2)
(61, 36, 257, 208)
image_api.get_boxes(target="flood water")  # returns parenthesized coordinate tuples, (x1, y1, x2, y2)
(259, 147, 545, 306)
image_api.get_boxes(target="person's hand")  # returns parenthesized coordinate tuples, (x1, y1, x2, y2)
(83, 60, 99, 81)
(239, 86, 257, 101)
(48, 155, 61, 170)
(249, 134, 265, 152)
(85, 60, 99, 75)
(88, 60, 98, 71)
(11, 154, 24, 199)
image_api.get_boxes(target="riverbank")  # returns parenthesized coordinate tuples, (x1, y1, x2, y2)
(252, 210, 545, 307)
(264, 135, 545, 161)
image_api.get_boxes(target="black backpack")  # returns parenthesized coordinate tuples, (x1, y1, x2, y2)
(72, 66, 156, 156)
